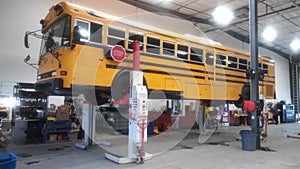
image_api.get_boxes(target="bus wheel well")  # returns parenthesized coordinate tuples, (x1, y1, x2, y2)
(111, 70, 148, 101)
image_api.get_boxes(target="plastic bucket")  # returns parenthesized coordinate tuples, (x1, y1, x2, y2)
(0, 153, 17, 169)
(240, 130, 256, 151)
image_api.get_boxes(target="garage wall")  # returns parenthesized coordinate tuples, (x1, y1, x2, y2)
(0, 0, 291, 103)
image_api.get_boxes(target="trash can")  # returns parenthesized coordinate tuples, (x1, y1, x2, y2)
(240, 130, 256, 151)
(0, 153, 17, 169)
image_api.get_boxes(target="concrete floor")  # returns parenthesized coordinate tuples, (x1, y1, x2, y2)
(1, 122, 300, 169)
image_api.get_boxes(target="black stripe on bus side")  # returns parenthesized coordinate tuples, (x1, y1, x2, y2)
(184, 60, 205, 66)
(141, 61, 206, 74)
(216, 73, 246, 79)
(265, 75, 275, 78)
(122, 59, 206, 74)
(106, 64, 205, 80)
(215, 65, 275, 79)
(206, 71, 246, 79)
(143, 69, 205, 80)
(208, 77, 246, 84)
(139, 51, 206, 66)
(106, 64, 130, 70)
(118, 51, 205, 67)
(262, 80, 275, 83)
(207, 76, 274, 84)
(215, 65, 247, 73)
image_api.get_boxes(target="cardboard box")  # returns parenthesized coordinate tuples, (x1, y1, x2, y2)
(56, 109, 69, 120)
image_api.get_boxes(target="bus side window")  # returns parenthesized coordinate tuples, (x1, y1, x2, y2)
(263, 64, 268, 75)
(228, 56, 237, 69)
(177, 44, 188, 60)
(216, 54, 226, 66)
(108, 26, 125, 47)
(90, 22, 103, 44)
(146, 36, 160, 55)
(239, 58, 248, 71)
(190, 47, 203, 63)
(206, 52, 214, 65)
(75, 19, 89, 41)
(163, 40, 175, 56)
(128, 32, 144, 51)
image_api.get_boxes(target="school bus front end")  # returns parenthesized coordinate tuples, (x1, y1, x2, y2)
(35, 2, 110, 95)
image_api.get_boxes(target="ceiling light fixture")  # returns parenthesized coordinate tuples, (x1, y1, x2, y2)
(212, 6, 234, 26)
(290, 39, 300, 51)
(262, 27, 277, 42)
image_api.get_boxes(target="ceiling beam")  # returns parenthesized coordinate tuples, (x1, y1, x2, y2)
(119, 0, 210, 24)
(225, 30, 289, 59)
(119, 0, 291, 60)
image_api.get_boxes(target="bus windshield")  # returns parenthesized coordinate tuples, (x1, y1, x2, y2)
(40, 15, 71, 58)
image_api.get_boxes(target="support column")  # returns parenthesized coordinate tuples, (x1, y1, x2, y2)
(249, 0, 260, 149)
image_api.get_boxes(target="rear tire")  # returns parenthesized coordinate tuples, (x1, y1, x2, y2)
(111, 70, 130, 101)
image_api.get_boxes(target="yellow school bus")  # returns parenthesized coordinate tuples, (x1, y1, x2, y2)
(25, 2, 275, 105)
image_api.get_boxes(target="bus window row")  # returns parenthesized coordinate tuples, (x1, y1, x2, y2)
(75, 19, 269, 75)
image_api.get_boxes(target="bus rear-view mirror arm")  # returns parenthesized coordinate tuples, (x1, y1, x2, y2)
(24, 55, 38, 70)
(24, 30, 43, 49)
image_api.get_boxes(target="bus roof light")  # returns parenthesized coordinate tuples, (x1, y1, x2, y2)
(40, 19, 44, 25)
(54, 4, 64, 16)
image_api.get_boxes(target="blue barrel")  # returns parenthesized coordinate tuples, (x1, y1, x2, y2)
(240, 130, 256, 151)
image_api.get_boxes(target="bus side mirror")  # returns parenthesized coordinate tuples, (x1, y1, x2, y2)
(24, 32, 30, 48)
(72, 26, 81, 49)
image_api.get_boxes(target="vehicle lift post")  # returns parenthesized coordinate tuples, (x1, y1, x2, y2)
(105, 40, 152, 164)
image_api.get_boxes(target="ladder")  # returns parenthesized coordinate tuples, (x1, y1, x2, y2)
(291, 63, 299, 114)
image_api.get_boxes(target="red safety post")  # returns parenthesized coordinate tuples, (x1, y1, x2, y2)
(112, 40, 140, 105)
(133, 40, 140, 71)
